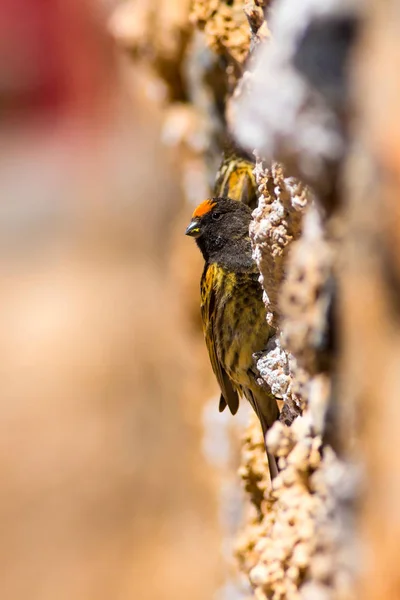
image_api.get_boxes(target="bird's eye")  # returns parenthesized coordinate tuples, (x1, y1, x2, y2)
(212, 212, 222, 221)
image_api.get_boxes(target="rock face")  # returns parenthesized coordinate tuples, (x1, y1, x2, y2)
(230, 1, 359, 598)
(108, 0, 400, 599)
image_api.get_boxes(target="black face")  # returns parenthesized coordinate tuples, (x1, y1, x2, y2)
(185, 197, 253, 263)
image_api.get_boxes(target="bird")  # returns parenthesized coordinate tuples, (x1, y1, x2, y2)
(214, 143, 258, 209)
(185, 197, 280, 479)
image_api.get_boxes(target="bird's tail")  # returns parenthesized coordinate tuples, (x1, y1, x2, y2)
(244, 387, 280, 481)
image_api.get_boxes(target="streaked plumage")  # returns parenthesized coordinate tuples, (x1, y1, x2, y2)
(185, 198, 279, 479)
(214, 148, 258, 209)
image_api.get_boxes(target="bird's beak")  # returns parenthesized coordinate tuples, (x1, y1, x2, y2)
(185, 220, 201, 238)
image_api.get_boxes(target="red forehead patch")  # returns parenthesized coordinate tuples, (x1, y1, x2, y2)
(192, 199, 216, 219)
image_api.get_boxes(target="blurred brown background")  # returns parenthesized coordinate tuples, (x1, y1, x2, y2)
(0, 2, 225, 599)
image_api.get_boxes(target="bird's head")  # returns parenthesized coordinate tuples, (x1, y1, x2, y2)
(185, 197, 252, 262)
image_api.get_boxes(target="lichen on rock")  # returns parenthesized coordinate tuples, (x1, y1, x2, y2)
(250, 161, 312, 326)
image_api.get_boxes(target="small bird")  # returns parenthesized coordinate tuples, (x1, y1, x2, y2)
(185, 197, 279, 478)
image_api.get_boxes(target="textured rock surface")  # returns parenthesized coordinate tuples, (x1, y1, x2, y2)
(230, 0, 359, 598)
(236, 183, 346, 596)
(236, 414, 354, 600)
(250, 161, 311, 326)
(190, 0, 251, 85)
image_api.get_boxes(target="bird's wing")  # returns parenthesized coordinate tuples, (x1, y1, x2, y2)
(201, 263, 239, 415)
